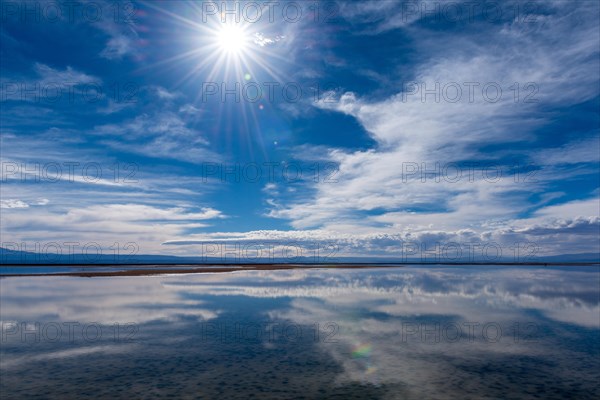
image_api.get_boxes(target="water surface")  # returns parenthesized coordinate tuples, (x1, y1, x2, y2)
(1, 265, 599, 399)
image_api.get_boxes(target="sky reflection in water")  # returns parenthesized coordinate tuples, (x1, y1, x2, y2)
(1, 266, 599, 399)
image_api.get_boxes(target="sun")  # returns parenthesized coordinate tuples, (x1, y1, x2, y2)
(139, 4, 291, 86)
(216, 23, 248, 55)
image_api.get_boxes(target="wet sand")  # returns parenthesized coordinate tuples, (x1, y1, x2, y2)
(1, 262, 596, 278)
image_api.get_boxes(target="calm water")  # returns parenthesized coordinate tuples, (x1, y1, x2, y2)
(1, 265, 599, 399)
(0, 265, 234, 275)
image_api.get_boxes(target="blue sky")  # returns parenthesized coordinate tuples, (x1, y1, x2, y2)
(1, 0, 599, 260)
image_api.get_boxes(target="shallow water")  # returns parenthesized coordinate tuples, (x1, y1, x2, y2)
(1, 265, 599, 399)
(0, 265, 232, 275)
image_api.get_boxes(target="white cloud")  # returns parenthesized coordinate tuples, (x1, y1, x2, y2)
(92, 0, 139, 60)
(1, 204, 224, 254)
(93, 112, 220, 163)
(100, 35, 133, 60)
(162, 205, 599, 258)
(529, 137, 600, 165)
(253, 32, 284, 47)
(0, 199, 29, 209)
(258, 0, 599, 256)
(0, 63, 100, 102)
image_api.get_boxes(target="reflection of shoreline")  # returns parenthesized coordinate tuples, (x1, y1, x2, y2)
(0, 264, 400, 278)
(1, 263, 599, 278)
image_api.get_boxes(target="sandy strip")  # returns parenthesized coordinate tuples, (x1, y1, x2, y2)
(1, 263, 597, 278)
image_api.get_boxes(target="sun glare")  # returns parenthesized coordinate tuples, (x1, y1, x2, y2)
(150, 9, 288, 105)
(217, 24, 248, 55)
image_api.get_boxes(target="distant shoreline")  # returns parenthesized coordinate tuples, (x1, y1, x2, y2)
(1, 262, 598, 278)
(0, 264, 386, 278)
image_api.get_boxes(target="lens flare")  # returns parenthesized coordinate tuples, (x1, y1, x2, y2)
(351, 343, 372, 358)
